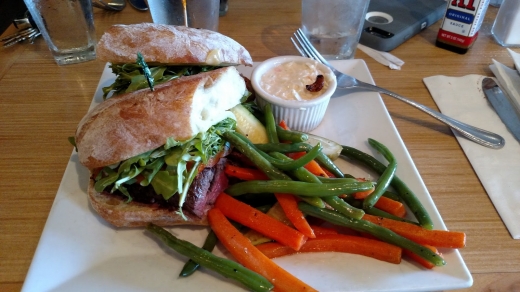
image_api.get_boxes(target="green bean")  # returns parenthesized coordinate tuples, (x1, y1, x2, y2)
(225, 180, 374, 197)
(320, 174, 401, 202)
(180, 230, 219, 277)
(264, 104, 279, 143)
(259, 144, 322, 171)
(269, 152, 326, 208)
(320, 175, 402, 202)
(223, 131, 291, 180)
(272, 162, 365, 219)
(255, 142, 309, 153)
(366, 207, 420, 225)
(297, 203, 445, 266)
(347, 199, 418, 225)
(232, 133, 325, 208)
(255, 142, 344, 178)
(230, 132, 312, 172)
(276, 125, 308, 142)
(322, 196, 365, 219)
(382, 190, 401, 202)
(146, 224, 274, 292)
(316, 177, 361, 184)
(341, 145, 434, 230)
(314, 152, 344, 178)
(363, 139, 397, 210)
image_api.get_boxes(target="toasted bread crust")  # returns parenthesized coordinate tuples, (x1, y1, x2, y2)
(97, 23, 253, 66)
(75, 66, 245, 169)
(88, 179, 208, 227)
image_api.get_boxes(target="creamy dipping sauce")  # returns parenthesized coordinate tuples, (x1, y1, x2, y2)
(260, 61, 330, 101)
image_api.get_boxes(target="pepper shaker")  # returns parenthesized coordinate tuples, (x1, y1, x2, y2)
(491, 0, 520, 47)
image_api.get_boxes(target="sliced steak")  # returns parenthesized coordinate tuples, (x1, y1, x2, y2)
(186, 158, 228, 217)
(119, 159, 227, 217)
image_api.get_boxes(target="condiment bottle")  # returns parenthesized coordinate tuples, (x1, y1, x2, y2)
(491, 0, 520, 47)
(435, 0, 491, 54)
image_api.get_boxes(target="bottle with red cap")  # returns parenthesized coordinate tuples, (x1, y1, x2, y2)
(435, 0, 491, 54)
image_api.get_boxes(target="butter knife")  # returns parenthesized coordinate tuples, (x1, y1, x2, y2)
(482, 77, 520, 142)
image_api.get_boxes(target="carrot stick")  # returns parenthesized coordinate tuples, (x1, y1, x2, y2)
(362, 214, 466, 248)
(275, 193, 316, 238)
(256, 234, 402, 264)
(279, 120, 332, 178)
(224, 164, 270, 181)
(353, 178, 374, 198)
(215, 193, 308, 251)
(208, 208, 317, 292)
(403, 244, 442, 269)
(254, 242, 296, 259)
(353, 187, 406, 218)
(372, 196, 407, 218)
(287, 152, 328, 177)
(310, 225, 339, 236)
(279, 120, 289, 130)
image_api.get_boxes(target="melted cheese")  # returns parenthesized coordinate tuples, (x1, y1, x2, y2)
(205, 49, 222, 65)
(190, 67, 244, 134)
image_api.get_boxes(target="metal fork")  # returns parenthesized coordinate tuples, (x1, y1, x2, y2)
(292, 29, 505, 149)
(92, 0, 125, 11)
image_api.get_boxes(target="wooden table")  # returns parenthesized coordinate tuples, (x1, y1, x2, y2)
(1, 1, 518, 291)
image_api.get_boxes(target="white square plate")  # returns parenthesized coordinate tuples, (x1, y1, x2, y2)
(22, 60, 472, 292)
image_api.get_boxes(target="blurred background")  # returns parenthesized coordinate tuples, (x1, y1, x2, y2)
(0, 0, 28, 34)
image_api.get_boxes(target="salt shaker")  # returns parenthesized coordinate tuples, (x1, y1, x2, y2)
(491, 0, 520, 47)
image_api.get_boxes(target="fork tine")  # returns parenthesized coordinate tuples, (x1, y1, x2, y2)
(295, 29, 330, 66)
(293, 32, 317, 61)
(290, 37, 307, 58)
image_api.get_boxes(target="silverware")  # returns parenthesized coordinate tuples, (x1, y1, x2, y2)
(128, 0, 148, 11)
(92, 0, 126, 11)
(1, 27, 40, 47)
(291, 28, 505, 149)
(482, 77, 520, 142)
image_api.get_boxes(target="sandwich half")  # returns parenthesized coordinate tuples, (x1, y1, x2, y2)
(96, 23, 253, 98)
(76, 66, 247, 227)
(75, 23, 254, 227)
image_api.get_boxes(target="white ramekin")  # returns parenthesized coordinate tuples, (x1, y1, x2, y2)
(251, 56, 337, 132)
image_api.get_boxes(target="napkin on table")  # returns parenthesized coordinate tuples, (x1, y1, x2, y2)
(423, 74, 520, 239)
(489, 59, 520, 116)
(508, 48, 520, 73)
(357, 44, 404, 70)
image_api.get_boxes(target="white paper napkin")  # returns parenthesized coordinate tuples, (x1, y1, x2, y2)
(490, 59, 520, 116)
(357, 44, 404, 70)
(508, 48, 520, 73)
(423, 74, 520, 239)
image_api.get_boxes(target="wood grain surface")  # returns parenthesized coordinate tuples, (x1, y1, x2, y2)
(1, 1, 519, 291)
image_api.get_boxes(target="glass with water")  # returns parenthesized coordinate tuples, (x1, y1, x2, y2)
(148, 0, 220, 31)
(302, 0, 370, 60)
(24, 0, 96, 65)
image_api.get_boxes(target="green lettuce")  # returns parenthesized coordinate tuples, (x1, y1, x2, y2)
(93, 118, 236, 219)
(102, 63, 221, 99)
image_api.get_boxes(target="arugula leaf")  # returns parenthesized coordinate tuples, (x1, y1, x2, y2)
(151, 170, 179, 200)
(102, 64, 221, 99)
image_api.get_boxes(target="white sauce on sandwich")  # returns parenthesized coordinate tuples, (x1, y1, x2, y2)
(190, 66, 245, 133)
(205, 49, 222, 66)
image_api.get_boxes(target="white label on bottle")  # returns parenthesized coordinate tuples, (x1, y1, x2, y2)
(440, 0, 490, 37)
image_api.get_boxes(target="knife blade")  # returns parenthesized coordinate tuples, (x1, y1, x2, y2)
(482, 77, 520, 143)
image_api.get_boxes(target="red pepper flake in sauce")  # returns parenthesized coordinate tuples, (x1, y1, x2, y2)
(306, 74, 324, 92)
